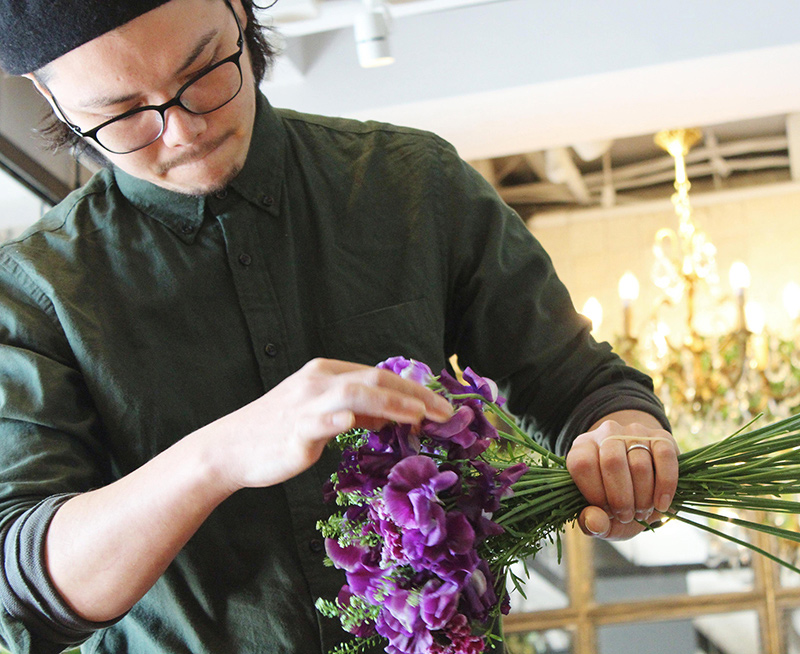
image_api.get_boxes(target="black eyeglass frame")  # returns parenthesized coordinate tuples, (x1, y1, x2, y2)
(49, 0, 244, 155)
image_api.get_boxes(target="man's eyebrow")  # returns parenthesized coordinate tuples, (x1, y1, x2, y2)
(75, 27, 220, 111)
(76, 90, 140, 111)
(174, 27, 220, 77)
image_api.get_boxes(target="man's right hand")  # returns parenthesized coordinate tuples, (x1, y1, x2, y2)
(45, 358, 452, 623)
(201, 357, 454, 492)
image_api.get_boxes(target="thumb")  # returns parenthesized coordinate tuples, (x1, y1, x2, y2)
(578, 505, 611, 538)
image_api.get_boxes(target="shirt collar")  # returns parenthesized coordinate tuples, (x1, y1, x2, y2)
(113, 93, 286, 241)
(228, 93, 285, 214)
(114, 167, 206, 243)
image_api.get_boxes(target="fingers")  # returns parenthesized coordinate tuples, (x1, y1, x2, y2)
(626, 442, 655, 520)
(578, 505, 662, 541)
(293, 359, 453, 442)
(592, 438, 654, 523)
(567, 415, 679, 542)
(579, 505, 611, 537)
(307, 359, 453, 424)
(651, 437, 679, 513)
(566, 438, 606, 509)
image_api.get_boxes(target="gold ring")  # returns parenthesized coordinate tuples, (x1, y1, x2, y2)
(626, 443, 651, 454)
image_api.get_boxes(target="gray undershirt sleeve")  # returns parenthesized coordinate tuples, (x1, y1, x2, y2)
(1, 494, 125, 650)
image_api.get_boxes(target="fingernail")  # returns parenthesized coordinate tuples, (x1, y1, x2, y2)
(656, 494, 671, 513)
(586, 517, 605, 536)
(635, 509, 653, 521)
(616, 510, 634, 524)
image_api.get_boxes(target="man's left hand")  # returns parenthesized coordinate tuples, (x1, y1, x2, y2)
(566, 410, 679, 540)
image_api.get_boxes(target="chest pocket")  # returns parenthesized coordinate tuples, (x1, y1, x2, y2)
(320, 297, 444, 371)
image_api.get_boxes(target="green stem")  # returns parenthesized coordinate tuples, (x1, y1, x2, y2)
(449, 393, 566, 465)
(668, 512, 800, 575)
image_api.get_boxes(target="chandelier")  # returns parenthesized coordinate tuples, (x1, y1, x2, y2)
(583, 128, 800, 445)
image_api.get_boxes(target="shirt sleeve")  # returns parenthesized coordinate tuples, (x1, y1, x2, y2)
(433, 140, 669, 456)
(1, 495, 125, 653)
(0, 251, 113, 653)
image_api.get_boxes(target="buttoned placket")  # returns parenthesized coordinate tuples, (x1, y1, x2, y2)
(207, 186, 349, 650)
(208, 190, 291, 388)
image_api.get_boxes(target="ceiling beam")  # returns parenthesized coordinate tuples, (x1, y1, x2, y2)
(545, 148, 591, 205)
(787, 113, 800, 181)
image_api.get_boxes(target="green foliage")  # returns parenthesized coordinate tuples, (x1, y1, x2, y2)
(327, 635, 384, 654)
(329, 428, 372, 451)
(315, 596, 381, 647)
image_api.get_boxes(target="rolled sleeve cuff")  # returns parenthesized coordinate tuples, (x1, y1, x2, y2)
(1, 494, 126, 649)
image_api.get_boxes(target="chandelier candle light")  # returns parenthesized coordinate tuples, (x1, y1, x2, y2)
(584, 128, 800, 443)
(317, 357, 800, 654)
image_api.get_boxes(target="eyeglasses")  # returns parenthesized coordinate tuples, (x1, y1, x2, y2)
(49, 0, 244, 155)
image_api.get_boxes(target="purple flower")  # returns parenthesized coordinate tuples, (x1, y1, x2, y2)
(458, 559, 497, 623)
(321, 361, 521, 654)
(429, 549, 480, 588)
(419, 578, 460, 630)
(374, 500, 410, 567)
(325, 538, 368, 572)
(376, 580, 461, 653)
(451, 460, 528, 545)
(405, 512, 476, 567)
(378, 422, 422, 460)
(384, 588, 422, 635)
(422, 402, 499, 460)
(325, 538, 389, 604)
(438, 369, 504, 405)
(496, 462, 528, 499)
(384, 456, 458, 542)
(332, 424, 421, 497)
(423, 406, 479, 449)
(378, 356, 435, 387)
(377, 606, 433, 654)
(461, 367, 502, 405)
(429, 613, 486, 654)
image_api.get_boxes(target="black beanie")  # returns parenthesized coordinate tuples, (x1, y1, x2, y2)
(0, 0, 173, 75)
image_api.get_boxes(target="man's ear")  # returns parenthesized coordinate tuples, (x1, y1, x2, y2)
(23, 72, 60, 115)
(23, 72, 47, 96)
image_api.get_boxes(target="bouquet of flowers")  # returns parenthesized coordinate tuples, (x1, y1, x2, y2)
(316, 357, 800, 654)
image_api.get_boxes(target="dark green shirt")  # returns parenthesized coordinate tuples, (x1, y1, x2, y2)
(0, 94, 666, 654)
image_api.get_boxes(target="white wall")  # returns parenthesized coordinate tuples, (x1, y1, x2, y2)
(264, 0, 800, 160)
(0, 168, 48, 235)
(529, 181, 800, 346)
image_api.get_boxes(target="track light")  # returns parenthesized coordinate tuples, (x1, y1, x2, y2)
(354, 0, 394, 68)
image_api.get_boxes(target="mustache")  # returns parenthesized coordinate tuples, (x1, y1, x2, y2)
(156, 129, 235, 175)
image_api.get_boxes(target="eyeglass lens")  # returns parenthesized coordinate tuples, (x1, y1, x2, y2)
(95, 60, 243, 154)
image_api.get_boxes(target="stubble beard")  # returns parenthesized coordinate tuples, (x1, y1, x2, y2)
(157, 127, 243, 196)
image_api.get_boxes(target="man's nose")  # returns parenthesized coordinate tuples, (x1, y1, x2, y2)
(160, 106, 207, 147)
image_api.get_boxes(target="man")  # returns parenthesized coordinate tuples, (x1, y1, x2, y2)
(0, 1, 678, 653)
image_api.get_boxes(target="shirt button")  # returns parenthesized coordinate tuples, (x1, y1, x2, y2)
(264, 343, 278, 357)
(180, 222, 194, 235)
(261, 195, 274, 207)
(215, 188, 228, 199)
(309, 539, 324, 554)
(238, 253, 252, 266)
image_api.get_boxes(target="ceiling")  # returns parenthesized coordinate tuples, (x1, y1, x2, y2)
(485, 113, 795, 218)
(260, 0, 800, 219)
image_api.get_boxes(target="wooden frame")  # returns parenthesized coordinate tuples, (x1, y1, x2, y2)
(503, 525, 800, 654)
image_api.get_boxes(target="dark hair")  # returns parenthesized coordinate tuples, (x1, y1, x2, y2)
(36, 0, 276, 166)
